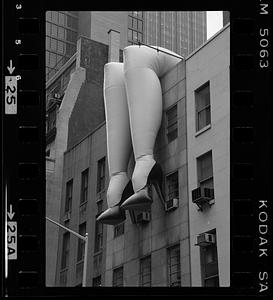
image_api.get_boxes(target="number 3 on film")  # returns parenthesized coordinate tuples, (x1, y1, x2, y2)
(5, 76, 17, 114)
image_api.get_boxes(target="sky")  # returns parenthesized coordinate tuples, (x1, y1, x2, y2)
(207, 11, 223, 40)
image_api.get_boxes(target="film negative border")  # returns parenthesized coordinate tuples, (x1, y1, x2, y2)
(230, 4, 271, 296)
(3, 0, 45, 296)
(2, 0, 271, 297)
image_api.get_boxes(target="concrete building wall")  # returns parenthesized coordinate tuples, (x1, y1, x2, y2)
(46, 36, 108, 286)
(68, 37, 108, 149)
(186, 25, 230, 286)
(104, 60, 191, 287)
(46, 65, 86, 286)
(55, 123, 108, 286)
(52, 26, 230, 287)
(79, 11, 128, 50)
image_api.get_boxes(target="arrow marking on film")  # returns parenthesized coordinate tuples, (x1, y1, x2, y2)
(7, 205, 15, 220)
(7, 60, 15, 75)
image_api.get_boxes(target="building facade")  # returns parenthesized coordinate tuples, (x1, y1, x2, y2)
(45, 10, 208, 286)
(46, 37, 108, 286)
(186, 24, 230, 286)
(46, 11, 207, 82)
(52, 24, 230, 287)
(143, 11, 206, 56)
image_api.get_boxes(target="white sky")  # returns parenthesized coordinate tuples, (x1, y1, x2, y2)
(207, 11, 223, 39)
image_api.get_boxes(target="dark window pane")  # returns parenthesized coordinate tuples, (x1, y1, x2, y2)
(93, 275, 101, 287)
(77, 222, 86, 261)
(197, 151, 213, 186)
(195, 82, 211, 131)
(65, 179, 73, 212)
(140, 256, 151, 286)
(168, 245, 181, 287)
(97, 157, 105, 193)
(166, 171, 179, 200)
(114, 222, 124, 238)
(94, 221, 103, 252)
(80, 169, 89, 203)
(61, 232, 70, 269)
(113, 267, 123, 287)
(166, 105, 178, 143)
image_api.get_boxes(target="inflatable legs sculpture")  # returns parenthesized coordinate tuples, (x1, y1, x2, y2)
(97, 46, 182, 225)
(96, 62, 134, 225)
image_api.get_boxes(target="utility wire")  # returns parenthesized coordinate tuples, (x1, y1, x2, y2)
(136, 40, 184, 60)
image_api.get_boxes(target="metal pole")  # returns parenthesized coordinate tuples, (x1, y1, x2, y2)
(82, 233, 88, 287)
(46, 216, 86, 241)
(46, 217, 88, 286)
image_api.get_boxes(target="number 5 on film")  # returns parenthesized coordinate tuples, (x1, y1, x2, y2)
(7, 221, 17, 260)
(5, 76, 17, 114)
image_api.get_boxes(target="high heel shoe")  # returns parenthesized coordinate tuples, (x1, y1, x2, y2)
(120, 163, 163, 212)
(96, 180, 134, 225)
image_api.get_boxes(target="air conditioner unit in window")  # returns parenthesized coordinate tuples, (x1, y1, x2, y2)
(63, 211, 71, 222)
(192, 187, 214, 210)
(136, 212, 150, 223)
(165, 198, 179, 212)
(196, 233, 215, 247)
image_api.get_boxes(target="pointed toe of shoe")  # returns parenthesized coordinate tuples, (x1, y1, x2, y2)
(96, 206, 125, 225)
(120, 188, 152, 211)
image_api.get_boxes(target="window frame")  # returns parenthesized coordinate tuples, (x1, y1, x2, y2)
(199, 229, 219, 287)
(197, 151, 214, 190)
(113, 266, 123, 287)
(195, 81, 211, 132)
(113, 222, 125, 238)
(96, 157, 106, 194)
(139, 255, 152, 287)
(166, 171, 179, 201)
(92, 275, 102, 287)
(77, 222, 86, 262)
(61, 232, 70, 270)
(80, 168, 89, 204)
(167, 244, 181, 287)
(65, 179, 73, 213)
(94, 221, 103, 253)
(166, 104, 178, 143)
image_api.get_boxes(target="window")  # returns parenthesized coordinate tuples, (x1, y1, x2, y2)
(200, 230, 219, 286)
(65, 179, 73, 213)
(80, 169, 89, 204)
(61, 232, 70, 269)
(166, 105, 178, 143)
(195, 82, 211, 131)
(140, 256, 151, 286)
(166, 171, 179, 201)
(77, 222, 86, 262)
(197, 151, 213, 189)
(113, 222, 124, 238)
(113, 266, 123, 287)
(96, 200, 103, 216)
(47, 107, 57, 132)
(97, 157, 105, 193)
(93, 275, 101, 287)
(94, 221, 103, 253)
(167, 245, 181, 287)
(60, 269, 68, 286)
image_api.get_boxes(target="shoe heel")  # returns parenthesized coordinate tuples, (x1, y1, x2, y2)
(120, 163, 164, 212)
(96, 180, 134, 225)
